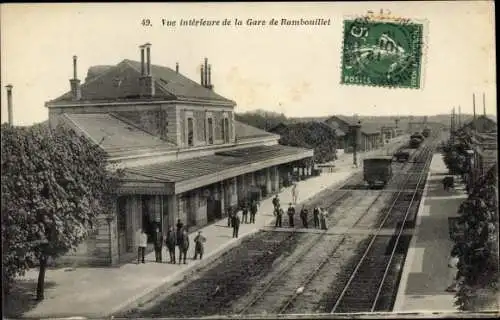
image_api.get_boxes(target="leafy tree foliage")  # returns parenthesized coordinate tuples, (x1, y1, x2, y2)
(235, 110, 288, 131)
(454, 164, 498, 311)
(442, 130, 499, 310)
(269, 122, 337, 163)
(1, 123, 123, 300)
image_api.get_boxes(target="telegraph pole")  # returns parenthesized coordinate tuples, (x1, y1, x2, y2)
(483, 92, 486, 117)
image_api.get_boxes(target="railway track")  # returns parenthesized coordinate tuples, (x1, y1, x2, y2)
(327, 141, 435, 314)
(122, 138, 436, 317)
(237, 145, 433, 315)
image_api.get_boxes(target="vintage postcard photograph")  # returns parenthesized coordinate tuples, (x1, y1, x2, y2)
(1, 2, 498, 319)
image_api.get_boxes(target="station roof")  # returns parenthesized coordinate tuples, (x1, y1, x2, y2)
(47, 59, 235, 106)
(121, 144, 313, 194)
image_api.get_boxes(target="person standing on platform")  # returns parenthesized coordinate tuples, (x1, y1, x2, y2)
(176, 219, 184, 237)
(179, 229, 189, 264)
(137, 229, 148, 264)
(287, 203, 296, 227)
(193, 231, 206, 260)
(291, 184, 299, 205)
(319, 208, 328, 230)
(272, 194, 280, 210)
(227, 207, 233, 227)
(300, 206, 309, 228)
(250, 200, 258, 224)
(242, 203, 249, 224)
(153, 226, 163, 263)
(275, 205, 283, 228)
(165, 226, 176, 264)
(232, 211, 241, 238)
(313, 207, 320, 229)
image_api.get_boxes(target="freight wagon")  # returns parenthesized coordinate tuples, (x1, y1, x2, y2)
(422, 128, 431, 138)
(394, 149, 412, 162)
(363, 156, 393, 188)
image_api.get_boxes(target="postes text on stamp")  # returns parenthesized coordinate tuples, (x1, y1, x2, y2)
(341, 17, 424, 89)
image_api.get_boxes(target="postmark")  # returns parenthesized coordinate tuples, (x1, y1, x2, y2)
(341, 14, 424, 89)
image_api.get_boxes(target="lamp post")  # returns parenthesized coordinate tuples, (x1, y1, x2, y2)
(349, 121, 362, 168)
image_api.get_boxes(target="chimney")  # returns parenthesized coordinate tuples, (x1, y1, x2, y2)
(69, 55, 82, 100)
(139, 45, 145, 76)
(5, 84, 13, 125)
(176, 62, 179, 73)
(200, 64, 205, 86)
(139, 43, 154, 97)
(207, 64, 214, 90)
(204, 57, 208, 88)
(144, 43, 152, 76)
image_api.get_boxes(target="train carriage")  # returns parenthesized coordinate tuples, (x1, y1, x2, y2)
(363, 156, 393, 188)
(394, 149, 411, 162)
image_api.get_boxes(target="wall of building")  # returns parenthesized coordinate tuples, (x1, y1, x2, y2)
(177, 104, 234, 148)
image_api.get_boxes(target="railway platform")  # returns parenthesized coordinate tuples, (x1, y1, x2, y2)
(7, 137, 409, 319)
(393, 153, 468, 312)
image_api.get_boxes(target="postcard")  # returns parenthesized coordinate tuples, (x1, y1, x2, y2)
(1, 2, 497, 319)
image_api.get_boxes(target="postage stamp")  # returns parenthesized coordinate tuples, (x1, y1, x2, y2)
(341, 16, 424, 89)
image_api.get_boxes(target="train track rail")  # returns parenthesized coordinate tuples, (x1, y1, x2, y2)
(238, 144, 433, 315)
(328, 142, 435, 313)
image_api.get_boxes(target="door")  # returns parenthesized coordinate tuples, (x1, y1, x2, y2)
(207, 196, 221, 222)
(117, 197, 130, 256)
(142, 196, 155, 243)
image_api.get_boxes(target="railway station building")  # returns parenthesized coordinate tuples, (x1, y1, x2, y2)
(324, 115, 382, 152)
(45, 43, 314, 266)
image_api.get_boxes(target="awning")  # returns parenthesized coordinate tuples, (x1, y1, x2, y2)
(119, 145, 313, 195)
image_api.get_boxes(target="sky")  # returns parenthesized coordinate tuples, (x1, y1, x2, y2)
(1, 1, 496, 126)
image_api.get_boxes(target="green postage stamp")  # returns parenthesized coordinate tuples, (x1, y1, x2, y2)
(341, 15, 424, 89)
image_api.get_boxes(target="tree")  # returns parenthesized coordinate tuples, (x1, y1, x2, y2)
(453, 164, 498, 311)
(1, 123, 123, 300)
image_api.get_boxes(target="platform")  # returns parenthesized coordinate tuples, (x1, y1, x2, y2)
(6, 139, 409, 319)
(393, 153, 468, 312)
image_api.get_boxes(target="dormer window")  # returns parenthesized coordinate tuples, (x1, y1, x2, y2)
(187, 117, 194, 147)
(207, 117, 214, 144)
(221, 112, 230, 144)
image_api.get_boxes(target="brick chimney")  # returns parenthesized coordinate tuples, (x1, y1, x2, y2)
(139, 45, 145, 76)
(200, 64, 205, 86)
(5, 84, 13, 125)
(207, 64, 214, 90)
(204, 57, 209, 88)
(139, 43, 155, 97)
(176, 62, 179, 73)
(69, 55, 82, 100)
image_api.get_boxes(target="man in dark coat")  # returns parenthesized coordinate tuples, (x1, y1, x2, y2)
(232, 212, 241, 238)
(227, 207, 233, 227)
(153, 226, 163, 263)
(250, 200, 258, 224)
(193, 231, 206, 260)
(287, 203, 295, 227)
(179, 229, 190, 264)
(275, 205, 283, 228)
(300, 206, 309, 228)
(313, 207, 320, 228)
(165, 226, 176, 264)
(242, 204, 249, 224)
(272, 194, 280, 210)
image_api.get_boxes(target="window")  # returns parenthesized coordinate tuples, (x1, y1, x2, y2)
(207, 118, 214, 144)
(221, 118, 225, 143)
(187, 117, 194, 146)
(224, 118, 230, 143)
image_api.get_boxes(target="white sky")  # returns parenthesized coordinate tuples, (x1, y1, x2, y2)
(1, 1, 496, 126)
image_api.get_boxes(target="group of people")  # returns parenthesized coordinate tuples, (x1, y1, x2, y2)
(271, 194, 328, 230)
(227, 199, 260, 238)
(136, 219, 206, 265)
